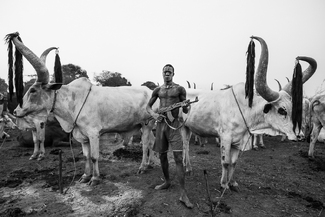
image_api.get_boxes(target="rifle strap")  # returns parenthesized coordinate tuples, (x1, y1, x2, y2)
(164, 107, 188, 130)
(166, 111, 175, 122)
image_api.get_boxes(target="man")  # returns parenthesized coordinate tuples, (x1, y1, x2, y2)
(146, 64, 194, 208)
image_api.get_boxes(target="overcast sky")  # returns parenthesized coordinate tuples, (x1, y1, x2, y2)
(1, 0, 324, 97)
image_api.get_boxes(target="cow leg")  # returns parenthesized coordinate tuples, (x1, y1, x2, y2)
(29, 130, 40, 160)
(37, 123, 46, 161)
(138, 125, 151, 174)
(128, 136, 134, 146)
(89, 136, 101, 186)
(220, 138, 231, 189)
(309, 124, 322, 158)
(252, 134, 258, 150)
(228, 148, 240, 191)
(280, 134, 287, 142)
(147, 130, 158, 167)
(259, 135, 265, 148)
(215, 137, 220, 147)
(114, 133, 118, 142)
(181, 126, 192, 175)
(202, 137, 208, 147)
(194, 135, 199, 146)
(79, 142, 92, 183)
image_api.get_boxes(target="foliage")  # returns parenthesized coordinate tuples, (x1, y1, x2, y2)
(94, 70, 131, 87)
(0, 78, 8, 93)
(61, 64, 89, 84)
(141, 81, 158, 90)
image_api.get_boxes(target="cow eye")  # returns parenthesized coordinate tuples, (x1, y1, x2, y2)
(30, 88, 36, 93)
(278, 107, 287, 116)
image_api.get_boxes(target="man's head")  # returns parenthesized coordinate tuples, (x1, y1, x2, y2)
(162, 64, 174, 83)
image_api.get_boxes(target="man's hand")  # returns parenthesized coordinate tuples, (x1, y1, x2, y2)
(152, 113, 165, 123)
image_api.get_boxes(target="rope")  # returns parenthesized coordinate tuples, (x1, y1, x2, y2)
(61, 85, 92, 194)
(212, 87, 253, 211)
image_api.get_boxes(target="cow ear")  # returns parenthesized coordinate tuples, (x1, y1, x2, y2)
(44, 83, 63, 90)
(263, 103, 272, 114)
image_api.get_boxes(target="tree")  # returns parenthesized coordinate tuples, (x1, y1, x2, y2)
(94, 70, 131, 87)
(0, 78, 8, 93)
(61, 64, 88, 84)
(141, 81, 158, 90)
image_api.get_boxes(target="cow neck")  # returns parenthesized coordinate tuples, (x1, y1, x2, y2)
(231, 86, 252, 136)
(51, 85, 92, 133)
(71, 85, 92, 130)
(50, 90, 57, 113)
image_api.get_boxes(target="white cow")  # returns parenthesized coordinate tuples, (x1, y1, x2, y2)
(306, 94, 325, 158)
(0, 93, 17, 139)
(6, 32, 157, 186)
(181, 36, 317, 190)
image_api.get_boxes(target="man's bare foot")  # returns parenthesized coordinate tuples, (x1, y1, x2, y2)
(179, 194, 194, 209)
(154, 182, 171, 190)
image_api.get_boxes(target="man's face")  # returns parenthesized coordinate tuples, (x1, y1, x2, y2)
(163, 70, 174, 82)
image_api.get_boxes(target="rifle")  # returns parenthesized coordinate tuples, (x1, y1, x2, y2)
(158, 96, 199, 114)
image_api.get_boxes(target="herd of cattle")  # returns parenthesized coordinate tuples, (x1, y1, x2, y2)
(0, 32, 325, 190)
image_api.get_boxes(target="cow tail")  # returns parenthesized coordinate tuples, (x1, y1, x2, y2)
(5, 32, 24, 106)
(54, 49, 63, 83)
(245, 39, 255, 108)
(291, 61, 303, 134)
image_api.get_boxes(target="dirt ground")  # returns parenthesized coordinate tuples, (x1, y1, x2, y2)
(0, 129, 325, 217)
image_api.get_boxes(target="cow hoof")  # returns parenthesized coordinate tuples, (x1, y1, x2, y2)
(253, 147, 258, 151)
(185, 169, 193, 176)
(88, 178, 101, 186)
(37, 155, 45, 161)
(137, 169, 145, 174)
(79, 174, 92, 183)
(229, 184, 239, 192)
(260, 145, 266, 149)
(29, 155, 38, 160)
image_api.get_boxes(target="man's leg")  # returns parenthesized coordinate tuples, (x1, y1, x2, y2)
(173, 151, 194, 208)
(155, 152, 171, 190)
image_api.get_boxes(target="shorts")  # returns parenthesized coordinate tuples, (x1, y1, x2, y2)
(153, 118, 183, 153)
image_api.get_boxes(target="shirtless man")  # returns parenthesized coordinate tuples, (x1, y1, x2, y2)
(146, 64, 194, 208)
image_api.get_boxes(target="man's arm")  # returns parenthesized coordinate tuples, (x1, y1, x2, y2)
(179, 86, 189, 114)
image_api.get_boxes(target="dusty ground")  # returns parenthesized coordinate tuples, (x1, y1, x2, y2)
(0, 129, 325, 217)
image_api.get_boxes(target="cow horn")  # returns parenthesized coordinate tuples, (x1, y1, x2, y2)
(274, 79, 282, 91)
(9, 34, 50, 84)
(282, 56, 317, 94)
(286, 77, 290, 83)
(186, 80, 191, 88)
(40, 47, 57, 64)
(211, 82, 214, 90)
(252, 36, 279, 102)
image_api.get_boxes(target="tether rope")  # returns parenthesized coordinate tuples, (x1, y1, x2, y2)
(58, 85, 92, 194)
(213, 87, 253, 213)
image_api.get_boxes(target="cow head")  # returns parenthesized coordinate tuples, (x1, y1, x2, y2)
(5, 33, 62, 128)
(252, 36, 317, 141)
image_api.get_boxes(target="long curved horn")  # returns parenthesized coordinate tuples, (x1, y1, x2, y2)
(193, 83, 196, 89)
(9, 33, 49, 84)
(186, 81, 191, 88)
(286, 77, 290, 83)
(40, 47, 57, 64)
(274, 79, 282, 91)
(282, 56, 317, 94)
(251, 36, 279, 102)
